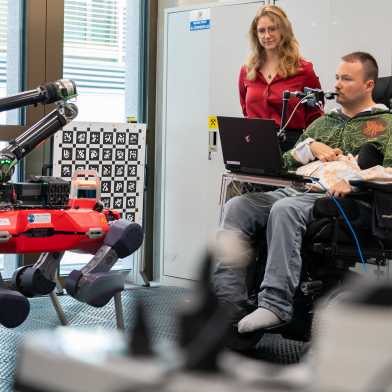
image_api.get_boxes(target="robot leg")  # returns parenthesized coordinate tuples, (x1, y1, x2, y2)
(12, 252, 63, 297)
(65, 219, 143, 307)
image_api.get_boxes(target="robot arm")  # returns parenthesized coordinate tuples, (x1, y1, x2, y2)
(0, 79, 76, 113)
(0, 79, 78, 183)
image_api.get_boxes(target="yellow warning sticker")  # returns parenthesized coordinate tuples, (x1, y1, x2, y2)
(127, 115, 137, 123)
(208, 115, 218, 129)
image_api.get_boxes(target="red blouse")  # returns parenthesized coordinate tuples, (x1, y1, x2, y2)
(238, 59, 323, 129)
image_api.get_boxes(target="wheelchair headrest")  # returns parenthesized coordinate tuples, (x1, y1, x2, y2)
(372, 76, 392, 109)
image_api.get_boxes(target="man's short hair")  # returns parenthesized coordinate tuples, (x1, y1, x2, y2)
(341, 52, 379, 82)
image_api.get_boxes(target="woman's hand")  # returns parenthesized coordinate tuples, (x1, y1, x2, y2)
(310, 141, 342, 162)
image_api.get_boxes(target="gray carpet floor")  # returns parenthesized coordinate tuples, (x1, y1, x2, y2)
(0, 286, 306, 391)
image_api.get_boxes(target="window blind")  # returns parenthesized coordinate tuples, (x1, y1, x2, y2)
(63, 0, 126, 91)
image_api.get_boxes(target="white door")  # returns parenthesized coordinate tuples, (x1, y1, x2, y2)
(159, 1, 263, 281)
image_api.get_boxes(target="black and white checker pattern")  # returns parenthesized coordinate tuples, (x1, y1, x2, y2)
(53, 121, 146, 224)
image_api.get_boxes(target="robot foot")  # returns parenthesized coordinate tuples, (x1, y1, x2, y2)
(0, 289, 30, 328)
(65, 270, 125, 307)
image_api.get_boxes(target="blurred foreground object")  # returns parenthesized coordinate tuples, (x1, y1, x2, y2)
(14, 251, 312, 392)
(314, 277, 392, 392)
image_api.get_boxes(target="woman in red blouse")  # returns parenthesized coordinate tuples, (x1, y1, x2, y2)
(239, 5, 323, 151)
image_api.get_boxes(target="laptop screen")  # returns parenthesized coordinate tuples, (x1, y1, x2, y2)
(217, 116, 283, 175)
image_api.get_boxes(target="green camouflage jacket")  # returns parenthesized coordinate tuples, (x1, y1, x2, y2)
(283, 107, 392, 170)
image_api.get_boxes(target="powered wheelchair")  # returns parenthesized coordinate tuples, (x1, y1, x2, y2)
(222, 76, 392, 352)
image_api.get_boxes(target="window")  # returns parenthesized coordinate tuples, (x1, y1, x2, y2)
(0, 0, 24, 278)
(0, 0, 23, 125)
(63, 0, 140, 122)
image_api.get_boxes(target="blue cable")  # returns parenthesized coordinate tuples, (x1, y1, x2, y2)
(311, 178, 367, 272)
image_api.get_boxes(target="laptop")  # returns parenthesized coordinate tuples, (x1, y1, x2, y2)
(217, 116, 304, 180)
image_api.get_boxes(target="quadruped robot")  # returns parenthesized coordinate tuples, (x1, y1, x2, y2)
(0, 80, 143, 328)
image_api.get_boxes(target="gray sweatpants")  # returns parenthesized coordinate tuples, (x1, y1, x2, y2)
(213, 187, 323, 322)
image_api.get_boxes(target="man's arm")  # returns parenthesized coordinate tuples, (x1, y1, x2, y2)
(282, 128, 316, 170)
(283, 112, 347, 170)
(283, 119, 341, 170)
(309, 142, 342, 162)
(328, 179, 352, 197)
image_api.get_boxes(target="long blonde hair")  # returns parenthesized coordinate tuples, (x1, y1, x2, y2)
(246, 5, 301, 80)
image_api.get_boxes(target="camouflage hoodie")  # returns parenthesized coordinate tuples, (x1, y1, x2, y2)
(283, 107, 392, 170)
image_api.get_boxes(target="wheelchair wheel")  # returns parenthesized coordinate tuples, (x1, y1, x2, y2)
(311, 286, 353, 341)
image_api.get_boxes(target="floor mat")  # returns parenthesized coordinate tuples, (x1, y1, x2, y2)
(0, 286, 306, 391)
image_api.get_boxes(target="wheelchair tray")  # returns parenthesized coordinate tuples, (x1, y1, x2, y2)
(350, 180, 392, 192)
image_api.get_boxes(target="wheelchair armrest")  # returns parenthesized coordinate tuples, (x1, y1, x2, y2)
(313, 183, 377, 219)
(349, 180, 392, 242)
(350, 180, 392, 193)
(313, 196, 361, 219)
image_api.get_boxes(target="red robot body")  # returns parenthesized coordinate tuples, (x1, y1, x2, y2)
(0, 202, 120, 254)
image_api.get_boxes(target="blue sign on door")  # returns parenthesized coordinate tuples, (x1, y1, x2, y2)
(189, 9, 211, 31)
(190, 19, 210, 31)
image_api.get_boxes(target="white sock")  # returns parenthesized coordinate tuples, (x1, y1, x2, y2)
(237, 308, 282, 333)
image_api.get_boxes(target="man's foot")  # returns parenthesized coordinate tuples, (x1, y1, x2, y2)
(237, 308, 282, 333)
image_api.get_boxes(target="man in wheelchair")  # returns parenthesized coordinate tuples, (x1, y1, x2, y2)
(213, 51, 392, 344)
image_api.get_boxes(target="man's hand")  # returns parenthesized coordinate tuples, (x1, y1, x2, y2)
(310, 141, 342, 162)
(329, 179, 352, 198)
